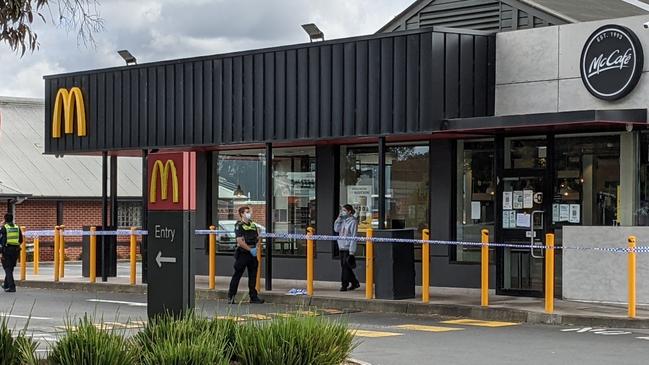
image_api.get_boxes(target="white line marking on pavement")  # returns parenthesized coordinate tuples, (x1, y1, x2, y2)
(636, 336, 649, 341)
(86, 299, 147, 307)
(0, 312, 51, 320)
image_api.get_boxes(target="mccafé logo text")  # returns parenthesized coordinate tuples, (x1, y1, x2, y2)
(586, 48, 633, 78)
(150, 160, 179, 204)
(52, 87, 87, 138)
(580, 25, 643, 101)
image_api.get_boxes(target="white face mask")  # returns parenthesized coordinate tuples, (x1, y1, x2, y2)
(244, 212, 252, 220)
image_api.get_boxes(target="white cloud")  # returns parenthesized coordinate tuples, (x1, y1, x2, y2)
(0, 0, 413, 98)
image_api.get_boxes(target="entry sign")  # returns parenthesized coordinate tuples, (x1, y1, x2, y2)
(147, 152, 196, 318)
(580, 24, 644, 101)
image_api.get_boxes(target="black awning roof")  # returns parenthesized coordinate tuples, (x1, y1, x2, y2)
(442, 109, 647, 135)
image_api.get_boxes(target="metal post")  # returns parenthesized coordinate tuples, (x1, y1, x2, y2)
(19, 226, 26, 281)
(33, 236, 39, 275)
(365, 228, 374, 300)
(130, 227, 137, 286)
(256, 238, 262, 292)
(481, 229, 489, 307)
(422, 229, 430, 303)
(265, 143, 273, 291)
(90, 227, 97, 284)
(101, 152, 108, 282)
(545, 233, 555, 314)
(306, 227, 315, 296)
(209, 225, 216, 290)
(59, 225, 65, 278)
(378, 137, 386, 229)
(53, 226, 60, 282)
(628, 235, 637, 319)
(141, 149, 149, 284)
(109, 155, 118, 283)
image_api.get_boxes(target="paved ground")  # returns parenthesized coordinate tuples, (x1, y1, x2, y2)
(1, 287, 648, 365)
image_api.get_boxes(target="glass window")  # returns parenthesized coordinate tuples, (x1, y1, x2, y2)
(117, 202, 141, 228)
(455, 140, 495, 263)
(638, 132, 649, 225)
(385, 144, 430, 231)
(554, 135, 620, 227)
(216, 150, 267, 252)
(272, 147, 316, 256)
(340, 146, 379, 233)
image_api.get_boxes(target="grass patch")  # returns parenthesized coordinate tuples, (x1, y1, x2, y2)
(234, 314, 356, 365)
(131, 311, 235, 365)
(0, 315, 38, 365)
(48, 315, 135, 365)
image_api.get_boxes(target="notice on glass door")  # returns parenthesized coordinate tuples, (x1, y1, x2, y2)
(471, 201, 481, 220)
(516, 213, 531, 228)
(552, 204, 559, 223)
(503, 192, 513, 210)
(559, 204, 570, 222)
(523, 190, 533, 209)
(569, 204, 580, 223)
(503, 210, 511, 228)
(513, 191, 523, 209)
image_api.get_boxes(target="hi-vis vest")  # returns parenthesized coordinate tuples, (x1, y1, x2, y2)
(4, 224, 20, 246)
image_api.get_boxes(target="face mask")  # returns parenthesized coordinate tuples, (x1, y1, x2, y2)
(340, 210, 348, 217)
(244, 212, 252, 220)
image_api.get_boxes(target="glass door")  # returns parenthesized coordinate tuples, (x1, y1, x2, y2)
(496, 137, 549, 297)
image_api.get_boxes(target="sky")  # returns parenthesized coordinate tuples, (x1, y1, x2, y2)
(0, 0, 413, 98)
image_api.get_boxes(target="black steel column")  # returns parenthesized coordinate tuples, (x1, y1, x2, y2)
(378, 137, 386, 230)
(101, 152, 108, 282)
(141, 150, 149, 283)
(265, 143, 273, 291)
(110, 155, 118, 227)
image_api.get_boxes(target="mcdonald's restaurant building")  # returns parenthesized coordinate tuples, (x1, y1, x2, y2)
(43, 5, 649, 303)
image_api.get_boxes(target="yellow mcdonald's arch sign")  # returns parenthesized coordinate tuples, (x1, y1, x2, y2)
(52, 87, 87, 138)
(149, 160, 180, 204)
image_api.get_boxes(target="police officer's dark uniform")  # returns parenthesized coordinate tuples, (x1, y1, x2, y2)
(227, 220, 264, 303)
(1, 214, 23, 293)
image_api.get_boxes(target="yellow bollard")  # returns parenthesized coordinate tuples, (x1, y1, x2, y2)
(422, 229, 430, 303)
(209, 225, 216, 290)
(33, 236, 40, 275)
(256, 239, 262, 292)
(365, 228, 374, 300)
(53, 226, 60, 282)
(89, 227, 97, 284)
(628, 235, 637, 319)
(59, 225, 65, 278)
(481, 229, 489, 307)
(306, 227, 315, 296)
(20, 227, 27, 281)
(130, 227, 137, 286)
(545, 233, 555, 314)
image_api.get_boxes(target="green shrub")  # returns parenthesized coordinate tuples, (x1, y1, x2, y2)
(131, 311, 234, 365)
(234, 314, 356, 365)
(48, 315, 134, 365)
(0, 315, 38, 365)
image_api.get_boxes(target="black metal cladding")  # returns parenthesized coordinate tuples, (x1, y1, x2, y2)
(44, 27, 495, 154)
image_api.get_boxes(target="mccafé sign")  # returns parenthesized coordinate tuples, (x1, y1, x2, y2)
(52, 87, 87, 138)
(580, 24, 644, 100)
(150, 159, 179, 204)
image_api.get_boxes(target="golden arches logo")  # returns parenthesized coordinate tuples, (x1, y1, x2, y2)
(149, 160, 179, 204)
(52, 87, 87, 138)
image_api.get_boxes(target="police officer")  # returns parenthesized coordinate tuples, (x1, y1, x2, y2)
(0, 214, 23, 293)
(227, 206, 264, 304)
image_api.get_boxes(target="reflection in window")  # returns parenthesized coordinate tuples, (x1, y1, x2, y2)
(455, 140, 495, 263)
(216, 150, 267, 252)
(272, 148, 316, 256)
(554, 136, 620, 226)
(385, 145, 430, 231)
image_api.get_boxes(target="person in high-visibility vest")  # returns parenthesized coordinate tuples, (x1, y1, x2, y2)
(0, 213, 23, 293)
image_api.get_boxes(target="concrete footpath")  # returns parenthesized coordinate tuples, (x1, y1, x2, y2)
(8, 261, 649, 329)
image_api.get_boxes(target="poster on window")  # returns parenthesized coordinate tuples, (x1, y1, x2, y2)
(513, 191, 523, 209)
(503, 210, 511, 228)
(523, 190, 533, 209)
(559, 204, 570, 222)
(503, 192, 513, 210)
(552, 204, 559, 223)
(347, 185, 373, 217)
(569, 204, 580, 223)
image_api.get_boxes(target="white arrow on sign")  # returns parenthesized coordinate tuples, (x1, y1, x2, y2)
(155, 251, 177, 268)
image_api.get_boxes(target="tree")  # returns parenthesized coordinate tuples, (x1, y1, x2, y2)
(0, 0, 103, 55)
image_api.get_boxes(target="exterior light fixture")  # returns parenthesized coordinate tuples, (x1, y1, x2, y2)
(301, 23, 325, 42)
(117, 50, 137, 65)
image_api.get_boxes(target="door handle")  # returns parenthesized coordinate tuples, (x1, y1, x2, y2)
(530, 210, 544, 259)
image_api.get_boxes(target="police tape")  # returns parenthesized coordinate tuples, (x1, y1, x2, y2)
(21, 229, 649, 253)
